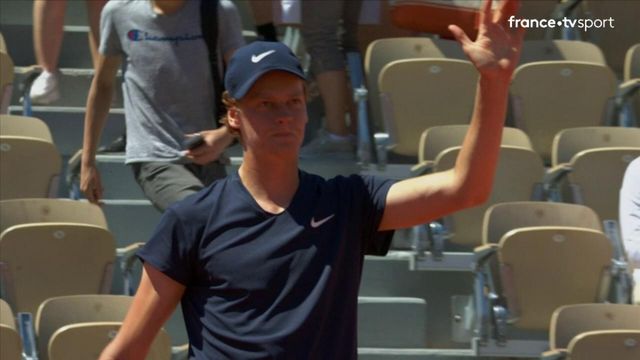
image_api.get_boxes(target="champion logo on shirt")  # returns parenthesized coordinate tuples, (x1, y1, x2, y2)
(127, 29, 203, 45)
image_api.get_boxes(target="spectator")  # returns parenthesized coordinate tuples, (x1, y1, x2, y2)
(80, 0, 244, 211)
(97, 0, 524, 357)
(619, 156, 640, 298)
(299, 0, 362, 157)
(30, 0, 107, 104)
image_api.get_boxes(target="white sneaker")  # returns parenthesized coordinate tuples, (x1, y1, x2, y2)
(300, 129, 355, 158)
(29, 71, 60, 105)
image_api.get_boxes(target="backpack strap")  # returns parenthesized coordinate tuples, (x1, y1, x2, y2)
(200, 0, 224, 123)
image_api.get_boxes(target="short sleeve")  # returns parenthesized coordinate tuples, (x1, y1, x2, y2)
(218, 0, 245, 58)
(620, 157, 640, 270)
(137, 208, 197, 285)
(352, 175, 397, 256)
(98, 2, 124, 56)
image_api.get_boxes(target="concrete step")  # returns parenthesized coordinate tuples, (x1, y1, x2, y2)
(358, 296, 428, 348)
(0, 23, 94, 68)
(8, 105, 125, 156)
(12, 67, 124, 108)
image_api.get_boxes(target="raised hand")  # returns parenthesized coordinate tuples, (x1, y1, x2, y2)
(448, 0, 524, 80)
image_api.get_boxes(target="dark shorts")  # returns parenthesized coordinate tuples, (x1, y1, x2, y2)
(131, 161, 226, 212)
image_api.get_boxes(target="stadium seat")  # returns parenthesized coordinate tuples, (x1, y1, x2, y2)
(378, 58, 478, 159)
(551, 127, 640, 167)
(0, 299, 21, 360)
(36, 295, 171, 360)
(0, 51, 13, 114)
(543, 330, 640, 360)
(411, 125, 533, 175)
(519, 40, 606, 66)
(473, 226, 613, 356)
(431, 145, 545, 250)
(364, 37, 466, 134)
(0, 114, 53, 141)
(548, 303, 640, 351)
(546, 147, 640, 221)
(510, 61, 617, 163)
(614, 43, 640, 126)
(0, 136, 61, 200)
(0, 222, 115, 315)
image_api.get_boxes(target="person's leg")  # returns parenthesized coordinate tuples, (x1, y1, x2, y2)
(132, 162, 226, 212)
(31, 0, 66, 104)
(85, 0, 108, 70)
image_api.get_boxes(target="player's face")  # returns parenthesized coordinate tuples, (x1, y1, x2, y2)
(231, 71, 307, 155)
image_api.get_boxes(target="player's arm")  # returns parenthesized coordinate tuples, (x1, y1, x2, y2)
(80, 53, 121, 203)
(379, 0, 524, 231)
(99, 263, 185, 360)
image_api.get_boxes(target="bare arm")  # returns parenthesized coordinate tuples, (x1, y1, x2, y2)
(99, 263, 185, 360)
(379, 0, 524, 231)
(80, 53, 122, 204)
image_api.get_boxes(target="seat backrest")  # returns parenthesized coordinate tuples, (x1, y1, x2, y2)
(0, 115, 53, 142)
(550, 303, 640, 349)
(417, 125, 532, 164)
(364, 37, 466, 132)
(0, 298, 22, 360)
(379, 58, 478, 157)
(0, 198, 108, 233)
(434, 146, 545, 247)
(35, 295, 133, 360)
(552, 127, 640, 166)
(568, 147, 640, 221)
(499, 226, 612, 330)
(519, 40, 606, 66)
(483, 201, 602, 245)
(0, 223, 115, 314)
(510, 61, 617, 163)
(625, 43, 640, 81)
(0, 136, 61, 200)
(567, 330, 640, 360)
(48, 322, 171, 360)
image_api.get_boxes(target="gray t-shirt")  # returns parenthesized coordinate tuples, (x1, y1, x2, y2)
(99, 0, 244, 163)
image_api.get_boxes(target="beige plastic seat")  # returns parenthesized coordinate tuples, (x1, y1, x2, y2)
(551, 127, 640, 167)
(434, 146, 545, 248)
(483, 201, 602, 245)
(0, 299, 21, 360)
(0, 222, 115, 315)
(364, 37, 466, 133)
(36, 295, 171, 360)
(510, 61, 617, 163)
(519, 40, 606, 66)
(379, 58, 478, 158)
(412, 125, 533, 175)
(0, 198, 108, 231)
(0, 136, 61, 200)
(625, 44, 640, 81)
(620, 44, 640, 123)
(0, 114, 53, 142)
(491, 226, 612, 331)
(566, 147, 640, 221)
(549, 303, 640, 350)
(0, 51, 13, 114)
(565, 330, 640, 360)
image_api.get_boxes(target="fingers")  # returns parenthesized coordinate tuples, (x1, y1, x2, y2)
(479, 0, 493, 26)
(448, 25, 472, 47)
(496, 0, 520, 25)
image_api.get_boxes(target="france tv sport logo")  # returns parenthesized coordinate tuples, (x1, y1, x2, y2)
(127, 30, 142, 41)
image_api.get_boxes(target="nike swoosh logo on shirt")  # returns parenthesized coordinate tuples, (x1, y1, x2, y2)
(251, 50, 276, 63)
(310, 214, 335, 228)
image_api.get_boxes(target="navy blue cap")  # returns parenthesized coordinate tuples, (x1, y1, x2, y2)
(225, 41, 306, 99)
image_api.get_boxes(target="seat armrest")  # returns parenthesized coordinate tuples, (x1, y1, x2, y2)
(540, 349, 567, 360)
(410, 161, 435, 177)
(473, 244, 498, 266)
(117, 242, 145, 295)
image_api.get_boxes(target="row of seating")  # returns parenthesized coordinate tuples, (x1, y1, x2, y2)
(358, 38, 640, 166)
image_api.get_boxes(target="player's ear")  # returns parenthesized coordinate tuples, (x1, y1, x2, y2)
(227, 107, 241, 130)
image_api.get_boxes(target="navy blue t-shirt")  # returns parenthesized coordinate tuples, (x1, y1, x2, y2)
(137, 170, 396, 359)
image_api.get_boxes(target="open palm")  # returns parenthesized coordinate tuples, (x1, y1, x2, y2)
(449, 0, 524, 79)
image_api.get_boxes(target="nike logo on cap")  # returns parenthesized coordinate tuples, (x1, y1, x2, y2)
(310, 214, 335, 228)
(251, 50, 276, 63)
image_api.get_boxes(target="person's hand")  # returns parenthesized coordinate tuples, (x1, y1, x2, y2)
(184, 128, 234, 165)
(80, 162, 104, 205)
(448, 0, 524, 80)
